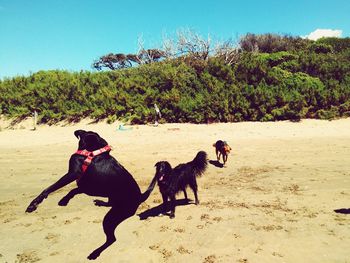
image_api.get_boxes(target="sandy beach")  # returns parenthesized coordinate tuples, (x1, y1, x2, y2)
(0, 118, 349, 263)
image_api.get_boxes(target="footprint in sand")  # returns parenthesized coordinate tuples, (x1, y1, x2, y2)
(177, 245, 192, 254)
(64, 220, 72, 225)
(160, 225, 170, 232)
(45, 233, 60, 244)
(153, 198, 162, 204)
(203, 254, 217, 263)
(200, 214, 210, 221)
(149, 244, 160, 250)
(160, 248, 173, 260)
(149, 244, 173, 260)
(16, 250, 41, 263)
(173, 227, 185, 233)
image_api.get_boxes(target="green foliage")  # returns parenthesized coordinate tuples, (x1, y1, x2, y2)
(1, 35, 350, 124)
(316, 37, 350, 53)
(308, 42, 333, 54)
(239, 33, 311, 53)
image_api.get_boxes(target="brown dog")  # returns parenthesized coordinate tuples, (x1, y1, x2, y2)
(213, 140, 232, 165)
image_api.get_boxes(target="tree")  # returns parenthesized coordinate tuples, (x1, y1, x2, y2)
(93, 53, 132, 70)
(93, 49, 167, 71)
(137, 49, 167, 64)
(239, 33, 310, 53)
(176, 29, 212, 61)
(213, 39, 241, 66)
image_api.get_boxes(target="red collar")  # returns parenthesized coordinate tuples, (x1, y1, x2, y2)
(75, 145, 112, 174)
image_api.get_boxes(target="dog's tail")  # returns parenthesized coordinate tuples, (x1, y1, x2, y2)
(139, 174, 158, 203)
(191, 151, 208, 177)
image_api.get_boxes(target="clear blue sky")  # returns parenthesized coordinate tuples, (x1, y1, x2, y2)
(1, 0, 349, 79)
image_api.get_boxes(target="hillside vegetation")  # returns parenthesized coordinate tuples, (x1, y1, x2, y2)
(1, 34, 350, 124)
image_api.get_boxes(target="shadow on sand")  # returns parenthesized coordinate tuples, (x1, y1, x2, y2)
(138, 199, 193, 220)
(209, 160, 224, 168)
(334, 208, 350, 214)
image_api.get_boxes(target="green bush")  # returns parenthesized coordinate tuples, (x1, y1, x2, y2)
(1, 36, 349, 124)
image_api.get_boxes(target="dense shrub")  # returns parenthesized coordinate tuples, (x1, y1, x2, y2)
(1, 36, 349, 124)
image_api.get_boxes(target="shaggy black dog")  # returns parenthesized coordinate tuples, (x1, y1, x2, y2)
(213, 140, 232, 165)
(25, 130, 157, 260)
(154, 151, 208, 218)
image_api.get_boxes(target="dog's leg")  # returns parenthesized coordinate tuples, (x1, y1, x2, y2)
(94, 198, 112, 207)
(169, 195, 176, 219)
(58, 188, 82, 206)
(26, 172, 78, 213)
(216, 149, 220, 161)
(87, 206, 136, 260)
(183, 189, 188, 202)
(161, 193, 168, 214)
(190, 182, 199, 205)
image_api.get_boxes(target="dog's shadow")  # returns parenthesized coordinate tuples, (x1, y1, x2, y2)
(334, 208, 350, 214)
(138, 199, 192, 220)
(209, 160, 224, 168)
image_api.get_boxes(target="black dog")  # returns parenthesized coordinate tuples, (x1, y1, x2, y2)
(25, 130, 157, 260)
(154, 151, 208, 219)
(213, 140, 232, 166)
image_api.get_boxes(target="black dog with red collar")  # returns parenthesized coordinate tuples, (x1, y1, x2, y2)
(25, 130, 157, 260)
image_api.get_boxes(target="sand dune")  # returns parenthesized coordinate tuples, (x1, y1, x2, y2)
(0, 119, 349, 262)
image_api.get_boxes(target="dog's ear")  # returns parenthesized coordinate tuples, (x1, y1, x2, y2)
(75, 130, 108, 150)
(84, 132, 107, 151)
(74, 130, 86, 139)
(164, 162, 172, 174)
(212, 143, 216, 147)
(154, 162, 163, 169)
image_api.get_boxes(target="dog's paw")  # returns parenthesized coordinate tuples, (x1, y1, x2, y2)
(93, 199, 111, 207)
(25, 193, 47, 213)
(87, 253, 98, 260)
(169, 214, 175, 219)
(158, 212, 167, 217)
(58, 199, 68, 206)
(25, 203, 38, 213)
(88, 250, 100, 260)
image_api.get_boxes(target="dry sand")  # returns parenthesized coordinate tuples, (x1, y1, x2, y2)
(0, 118, 349, 263)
